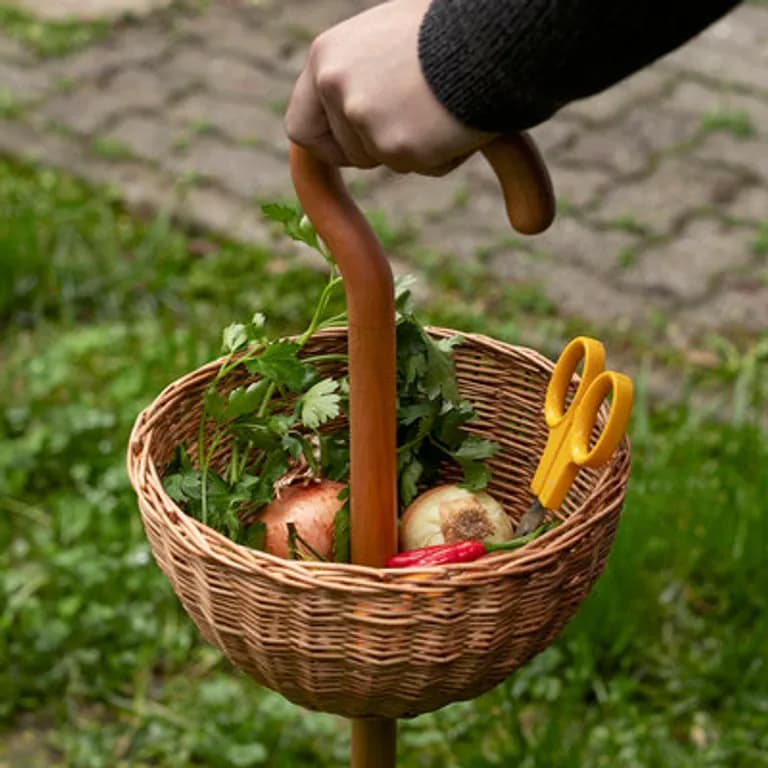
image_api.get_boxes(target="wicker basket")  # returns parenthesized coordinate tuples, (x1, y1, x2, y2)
(127, 326, 631, 720)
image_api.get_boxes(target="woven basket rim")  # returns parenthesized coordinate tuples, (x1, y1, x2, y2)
(128, 326, 631, 591)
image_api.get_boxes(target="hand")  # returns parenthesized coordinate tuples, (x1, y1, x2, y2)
(284, 0, 496, 175)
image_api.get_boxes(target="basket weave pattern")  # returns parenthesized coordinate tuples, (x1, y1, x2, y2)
(128, 328, 631, 719)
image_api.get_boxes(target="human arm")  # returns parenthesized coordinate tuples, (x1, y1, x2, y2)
(285, 0, 741, 172)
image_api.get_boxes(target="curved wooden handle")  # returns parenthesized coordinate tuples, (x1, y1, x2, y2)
(288, 133, 554, 568)
(290, 143, 398, 568)
(482, 132, 555, 235)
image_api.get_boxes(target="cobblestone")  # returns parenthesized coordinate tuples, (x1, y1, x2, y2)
(44, 68, 170, 134)
(593, 157, 748, 235)
(0, 0, 765, 372)
(165, 136, 287, 199)
(102, 115, 176, 162)
(0, 60, 52, 100)
(168, 93, 286, 150)
(56, 26, 170, 81)
(694, 131, 768, 182)
(559, 68, 673, 125)
(617, 218, 758, 302)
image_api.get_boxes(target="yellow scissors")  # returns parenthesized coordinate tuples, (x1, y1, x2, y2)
(514, 336, 634, 536)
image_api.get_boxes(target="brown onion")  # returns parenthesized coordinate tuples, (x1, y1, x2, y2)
(399, 484, 513, 552)
(258, 479, 345, 560)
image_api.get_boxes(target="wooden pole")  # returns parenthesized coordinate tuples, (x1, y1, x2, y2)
(290, 144, 399, 767)
(289, 133, 554, 768)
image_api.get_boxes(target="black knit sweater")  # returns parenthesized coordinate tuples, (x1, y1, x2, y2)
(418, 0, 740, 132)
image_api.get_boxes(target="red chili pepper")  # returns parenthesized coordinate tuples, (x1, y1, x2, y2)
(385, 525, 553, 568)
(386, 540, 486, 568)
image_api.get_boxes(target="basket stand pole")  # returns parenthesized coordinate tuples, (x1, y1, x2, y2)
(290, 143, 399, 767)
(289, 134, 554, 767)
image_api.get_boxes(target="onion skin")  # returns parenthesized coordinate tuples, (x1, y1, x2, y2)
(258, 479, 345, 560)
(399, 484, 513, 552)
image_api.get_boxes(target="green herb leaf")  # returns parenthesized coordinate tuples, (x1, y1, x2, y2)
(319, 433, 349, 481)
(332, 495, 350, 563)
(452, 435, 499, 461)
(261, 203, 320, 251)
(203, 386, 227, 420)
(423, 333, 460, 401)
(223, 381, 270, 420)
(245, 341, 310, 391)
(300, 378, 340, 429)
(399, 455, 423, 507)
(459, 459, 492, 491)
(242, 520, 267, 550)
(222, 322, 248, 354)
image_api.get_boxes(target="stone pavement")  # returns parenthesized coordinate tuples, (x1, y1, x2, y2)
(1, 0, 767, 392)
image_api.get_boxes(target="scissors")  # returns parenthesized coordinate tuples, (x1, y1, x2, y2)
(514, 336, 634, 536)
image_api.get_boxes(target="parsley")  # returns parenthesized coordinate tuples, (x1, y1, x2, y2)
(163, 203, 499, 559)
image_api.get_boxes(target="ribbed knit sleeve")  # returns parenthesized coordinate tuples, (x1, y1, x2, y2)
(418, 0, 740, 132)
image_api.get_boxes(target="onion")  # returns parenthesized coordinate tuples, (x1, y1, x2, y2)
(399, 484, 513, 552)
(258, 479, 345, 560)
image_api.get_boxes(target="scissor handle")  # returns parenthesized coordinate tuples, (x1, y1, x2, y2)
(544, 336, 606, 429)
(536, 370, 633, 510)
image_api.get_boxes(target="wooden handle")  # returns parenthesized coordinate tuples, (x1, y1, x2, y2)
(290, 143, 398, 569)
(482, 132, 555, 235)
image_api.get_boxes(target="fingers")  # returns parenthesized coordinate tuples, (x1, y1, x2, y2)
(285, 66, 349, 167)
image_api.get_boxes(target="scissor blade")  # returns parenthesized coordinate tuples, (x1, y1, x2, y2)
(514, 498, 547, 537)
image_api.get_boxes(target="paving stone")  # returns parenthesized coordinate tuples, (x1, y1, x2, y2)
(165, 136, 288, 199)
(77, 160, 177, 212)
(547, 164, 612, 209)
(362, 166, 477, 227)
(154, 46, 209, 91)
(617, 218, 756, 302)
(56, 26, 170, 81)
(0, 60, 51, 100)
(668, 80, 768, 138)
(44, 68, 169, 134)
(177, 185, 273, 243)
(526, 216, 640, 276)
(528, 118, 578, 157)
(698, 5, 768, 55)
(533, 262, 654, 326)
(199, 55, 293, 104)
(678, 282, 768, 339)
(593, 156, 747, 235)
(694, 131, 768, 182)
(561, 123, 652, 177)
(0, 119, 84, 167)
(102, 115, 176, 162)
(168, 92, 286, 150)
(660, 22, 768, 95)
(726, 185, 768, 222)
(559, 67, 672, 125)
(0, 34, 34, 63)
(11, 0, 174, 20)
(175, 6, 279, 64)
(268, 0, 369, 38)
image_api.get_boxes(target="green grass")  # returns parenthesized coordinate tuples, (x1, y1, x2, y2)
(700, 110, 756, 140)
(0, 4, 110, 57)
(1, 160, 768, 767)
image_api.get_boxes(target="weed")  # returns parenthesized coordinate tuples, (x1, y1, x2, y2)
(91, 136, 134, 161)
(0, 4, 110, 57)
(701, 109, 756, 139)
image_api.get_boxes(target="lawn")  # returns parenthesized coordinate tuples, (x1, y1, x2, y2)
(1, 160, 767, 768)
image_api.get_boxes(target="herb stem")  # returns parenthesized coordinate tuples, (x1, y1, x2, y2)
(298, 275, 343, 346)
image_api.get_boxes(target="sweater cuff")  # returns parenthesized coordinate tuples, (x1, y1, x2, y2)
(417, 0, 562, 133)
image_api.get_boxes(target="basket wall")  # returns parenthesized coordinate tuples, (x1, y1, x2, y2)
(127, 328, 631, 719)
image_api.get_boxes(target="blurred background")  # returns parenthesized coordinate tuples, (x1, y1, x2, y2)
(0, 1, 766, 766)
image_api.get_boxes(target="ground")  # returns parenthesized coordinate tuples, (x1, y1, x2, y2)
(0, 0, 766, 400)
